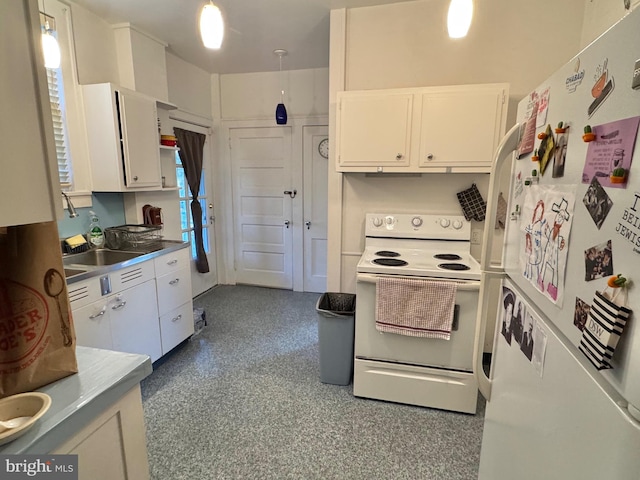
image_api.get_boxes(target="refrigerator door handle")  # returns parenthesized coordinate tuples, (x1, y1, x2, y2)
(473, 270, 506, 401)
(480, 123, 522, 273)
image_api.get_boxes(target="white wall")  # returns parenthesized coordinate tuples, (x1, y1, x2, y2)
(220, 68, 329, 119)
(328, 0, 589, 292)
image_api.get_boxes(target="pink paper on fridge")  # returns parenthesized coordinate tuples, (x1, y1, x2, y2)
(581, 116, 640, 189)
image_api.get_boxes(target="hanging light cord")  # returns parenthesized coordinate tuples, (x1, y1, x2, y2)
(279, 54, 284, 103)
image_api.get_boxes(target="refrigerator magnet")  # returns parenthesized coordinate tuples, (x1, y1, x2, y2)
(584, 240, 614, 281)
(588, 58, 615, 118)
(583, 177, 613, 230)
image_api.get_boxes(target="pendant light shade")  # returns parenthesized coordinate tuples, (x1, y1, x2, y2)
(200, 2, 224, 49)
(447, 0, 474, 39)
(274, 49, 288, 125)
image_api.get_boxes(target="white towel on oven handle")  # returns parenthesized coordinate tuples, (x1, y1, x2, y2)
(375, 277, 457, 340)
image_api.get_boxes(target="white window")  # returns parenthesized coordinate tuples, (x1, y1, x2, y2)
(176, 152, 211, 259)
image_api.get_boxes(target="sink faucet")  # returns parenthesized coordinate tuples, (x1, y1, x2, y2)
(61, 191, 79, 218)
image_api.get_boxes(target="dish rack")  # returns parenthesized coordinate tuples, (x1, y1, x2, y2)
(104, 224, 162, 250)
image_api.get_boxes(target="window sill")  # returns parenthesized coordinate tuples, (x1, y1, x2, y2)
(65, 191, 93, 209)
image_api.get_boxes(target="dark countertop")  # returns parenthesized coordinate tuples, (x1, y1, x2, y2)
(64, 240, 189, 285)
(0, 346, 152, 454)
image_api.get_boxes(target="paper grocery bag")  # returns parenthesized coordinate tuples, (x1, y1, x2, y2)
(0, 221, 78, 398)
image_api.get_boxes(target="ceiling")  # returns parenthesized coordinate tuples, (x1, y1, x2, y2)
(69, 0, 415, 75)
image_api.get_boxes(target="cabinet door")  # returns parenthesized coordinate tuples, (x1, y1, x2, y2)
(159, 301, 194, 355)
(72, 299, 113, 351)
(0, 0, 59, 226)
(336, 93, 413, 169)
(418, 89, 505, 170)
(109, 280, 162, 362)
(118, 90, 162, 188)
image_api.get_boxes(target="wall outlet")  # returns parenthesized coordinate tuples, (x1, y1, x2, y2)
(471, 229, 482, 245)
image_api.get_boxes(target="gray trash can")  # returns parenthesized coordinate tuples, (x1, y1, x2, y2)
(316, 292, 356, 386)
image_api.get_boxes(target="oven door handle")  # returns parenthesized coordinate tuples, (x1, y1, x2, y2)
(356, 273, 481, 291)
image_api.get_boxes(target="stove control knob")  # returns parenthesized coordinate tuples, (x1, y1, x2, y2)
(411, 216, 423, 227)
(372, 217, 383, 227)
(385, 216, 395, 226)
(439, 218, 451, 228)
(452, 220, 463, 230)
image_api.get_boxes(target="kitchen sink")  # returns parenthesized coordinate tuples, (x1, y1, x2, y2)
(63, 268, 87, 278)
(63, 249, 142, 266)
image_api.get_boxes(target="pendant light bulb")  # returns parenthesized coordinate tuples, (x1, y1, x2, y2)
(447, 0, 473, 39)
(41, 21, 61, 69)
(200, 2, 224, 49)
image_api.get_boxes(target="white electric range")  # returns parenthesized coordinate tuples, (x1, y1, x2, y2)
(353, 213, 481, 414)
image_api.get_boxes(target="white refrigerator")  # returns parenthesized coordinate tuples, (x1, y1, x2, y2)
(474, 7, 640, 479)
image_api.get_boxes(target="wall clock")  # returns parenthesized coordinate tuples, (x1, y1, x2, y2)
(318, 138, 329, 159)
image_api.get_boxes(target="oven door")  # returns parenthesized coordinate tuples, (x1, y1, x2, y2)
(354, 272, 480, 371)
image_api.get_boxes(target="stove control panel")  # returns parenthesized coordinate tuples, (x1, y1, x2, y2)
(366, 213, 471, 240)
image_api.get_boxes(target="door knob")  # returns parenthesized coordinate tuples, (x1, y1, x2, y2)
(305, 221, 311, 230)
(284, 220, 290, 228)
(284, 189, 297, 198)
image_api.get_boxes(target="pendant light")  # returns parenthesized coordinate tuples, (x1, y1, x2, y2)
(199, 1, 224, 49)
(447, 0, 474, 39)
(40, 1, 61, 69)
(274, 49, 288, 125)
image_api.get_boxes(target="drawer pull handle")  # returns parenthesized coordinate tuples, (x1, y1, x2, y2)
(89, 307, 106, 319)
(171, 314, 183, 323)
(169, 278, 180, 285)
(112, 301, 127, 310)
(167, 259, 178, 265)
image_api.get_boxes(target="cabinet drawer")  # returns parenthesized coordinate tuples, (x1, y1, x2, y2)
(109, 260, 154, 293)
(154, 248, 190, 277)
(156, 267, 192, 315)
(160, 301, 195, 355)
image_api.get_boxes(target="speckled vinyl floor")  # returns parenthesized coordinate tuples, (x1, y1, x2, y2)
(141, 285, 485, 480)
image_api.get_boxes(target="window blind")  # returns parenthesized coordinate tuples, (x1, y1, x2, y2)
(46, 65, 72, 188)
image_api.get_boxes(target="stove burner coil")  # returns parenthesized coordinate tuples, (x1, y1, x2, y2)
(434, 254, 463, 261)
(374, 250, 400, 257)
(373, 258, 408, 267)
(438, 263, 470, 271)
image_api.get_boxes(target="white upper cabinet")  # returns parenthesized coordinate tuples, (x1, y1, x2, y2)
(1, 0, 61, 227)
(83, 83, 163, 191)
(336, 93, 413, 168)
(336, 83, 509, 173)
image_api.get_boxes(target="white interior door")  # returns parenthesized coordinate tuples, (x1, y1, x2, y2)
(173, 120, 218, 296)
(230, 127, 293, 289)
(303, 126, 328, 293)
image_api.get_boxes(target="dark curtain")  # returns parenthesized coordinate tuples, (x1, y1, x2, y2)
(174, 127, 209, 273)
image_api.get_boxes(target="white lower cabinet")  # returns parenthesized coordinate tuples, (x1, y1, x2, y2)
(110, 280, 161, 361)
(154, 249, 194, 355)
(69, 248, 194, 361)
(52, 386, 150, 480)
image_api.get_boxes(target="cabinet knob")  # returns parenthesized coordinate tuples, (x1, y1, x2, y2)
(426, 154, 434, 160)
(89, 306, 107, 319)
(396, 153, 403, 160)
(171, 314, 183, 323)
(169, 278, 180, 285)
(133, 175, 139, 181)
(167, 259, 178, 266)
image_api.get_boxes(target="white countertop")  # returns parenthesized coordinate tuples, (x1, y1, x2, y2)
(0, 346, 152, 454)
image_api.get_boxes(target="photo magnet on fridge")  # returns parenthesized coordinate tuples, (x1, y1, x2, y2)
(632, 58, 640, 90)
